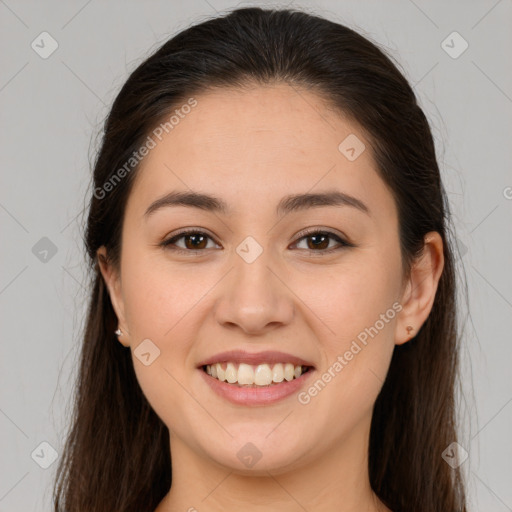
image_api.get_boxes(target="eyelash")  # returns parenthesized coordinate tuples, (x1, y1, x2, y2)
(159, 228, 353, 256)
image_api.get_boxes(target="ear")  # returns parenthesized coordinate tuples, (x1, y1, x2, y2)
(395, 231, 444, 345)
(97, 246, 130, 347)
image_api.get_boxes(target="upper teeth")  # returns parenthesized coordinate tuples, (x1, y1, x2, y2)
(205, 362, 307, 386)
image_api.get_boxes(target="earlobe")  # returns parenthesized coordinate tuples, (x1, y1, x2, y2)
(97, 247, 129, 347)
(395, 232, 444, 345)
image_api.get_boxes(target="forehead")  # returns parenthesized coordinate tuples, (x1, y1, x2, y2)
(128, 84, 395, 220)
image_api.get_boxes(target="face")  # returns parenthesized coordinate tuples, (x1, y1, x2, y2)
(99, 83, 438, 476)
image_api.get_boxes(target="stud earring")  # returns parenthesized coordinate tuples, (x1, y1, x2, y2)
(115, 328, 123, 337)
(406, 326, 414, 336)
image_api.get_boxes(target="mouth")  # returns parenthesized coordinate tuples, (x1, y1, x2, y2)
(196, 350, 316, 405)
(201, 362, 314, 387)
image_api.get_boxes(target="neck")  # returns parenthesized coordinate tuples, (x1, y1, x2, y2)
(156, 415, 390, 512)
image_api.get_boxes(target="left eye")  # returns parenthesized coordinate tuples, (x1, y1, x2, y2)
(293, 230, 350, 252)
(160, 229, 351, 254)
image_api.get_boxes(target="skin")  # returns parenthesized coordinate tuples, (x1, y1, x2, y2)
(98, 83, 444, 512)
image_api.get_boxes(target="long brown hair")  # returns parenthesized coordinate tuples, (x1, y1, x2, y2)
(53, 6, 468, 511)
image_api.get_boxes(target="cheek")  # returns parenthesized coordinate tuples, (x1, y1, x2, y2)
(295, 285, 398, 449)
(310, 260, 401, 345)
(305, 250, 401, 393)
(120, 248, 210, 339)
(121, 254, 206, 428)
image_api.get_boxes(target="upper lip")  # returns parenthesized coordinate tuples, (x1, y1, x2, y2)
(197, 350, 315, 368)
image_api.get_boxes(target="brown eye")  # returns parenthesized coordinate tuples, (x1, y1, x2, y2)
(305, 233, 330, 250)
(161, 230, 219, 253)
(181, 233, 208, 250)
(293, 230, 351, 253)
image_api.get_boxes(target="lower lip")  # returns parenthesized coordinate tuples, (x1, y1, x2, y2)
(198, 368, 315, 406)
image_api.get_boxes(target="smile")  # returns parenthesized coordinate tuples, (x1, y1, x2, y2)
(202, 362, 312, 387)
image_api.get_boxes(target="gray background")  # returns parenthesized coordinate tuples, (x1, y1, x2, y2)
(1, 0, 511, 510)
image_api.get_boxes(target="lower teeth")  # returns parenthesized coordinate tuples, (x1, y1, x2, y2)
(233, 381, 281, 387)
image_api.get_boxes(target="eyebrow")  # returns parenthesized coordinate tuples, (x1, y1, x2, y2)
(144, 189, 370, 218)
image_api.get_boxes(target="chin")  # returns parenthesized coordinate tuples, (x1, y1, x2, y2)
(198, 433, 313, 475)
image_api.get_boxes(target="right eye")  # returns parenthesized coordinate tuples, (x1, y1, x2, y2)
(160, 230, 221, 254)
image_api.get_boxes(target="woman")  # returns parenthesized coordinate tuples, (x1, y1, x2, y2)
(53, 6, 468, 512)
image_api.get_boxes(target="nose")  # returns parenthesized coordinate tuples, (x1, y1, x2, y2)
(213, 248, 294, 336)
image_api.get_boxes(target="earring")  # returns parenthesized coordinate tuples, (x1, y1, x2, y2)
(406, 325, 414, 336)
(115, 328, 123, 337)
